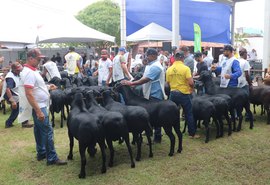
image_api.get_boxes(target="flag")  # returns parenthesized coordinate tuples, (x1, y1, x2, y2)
(194, 23, 202, 52)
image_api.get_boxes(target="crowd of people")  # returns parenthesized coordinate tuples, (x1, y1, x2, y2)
(0, 44, 255, 166)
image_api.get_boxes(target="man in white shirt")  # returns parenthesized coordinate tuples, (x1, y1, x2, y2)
(19, 48, 67, 166)
(93, 49, 112, 86)
(238, 48, 252, 94)
(41, 57, 61, 82)
(112, 47, 132, 84)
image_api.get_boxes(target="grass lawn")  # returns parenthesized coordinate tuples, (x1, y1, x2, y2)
(0, 106, 270, 185)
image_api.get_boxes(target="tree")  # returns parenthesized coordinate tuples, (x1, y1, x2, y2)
(234, 32, 250, 49)
(76, 0, 120, 49)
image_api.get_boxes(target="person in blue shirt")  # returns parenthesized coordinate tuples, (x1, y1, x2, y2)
(121, 48, 166, 143)
(211, 45, 242, 88)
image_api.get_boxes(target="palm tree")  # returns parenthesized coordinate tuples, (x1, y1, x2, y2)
(234, 33, 250, 49)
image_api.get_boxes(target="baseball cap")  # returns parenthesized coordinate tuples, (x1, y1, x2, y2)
(194, 51, 202, 58)
(27, 48, 45, 58)
(146, 48, 158, 56)
(223, 45, 234, 52)
(174, 50, 185, 58)
(119, 47, 126, 53)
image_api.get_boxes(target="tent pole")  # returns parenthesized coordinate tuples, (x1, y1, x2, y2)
(231, 1, 235, 46)
(120, 0, 127, 47)
(172, 0, 180, 49)
(263, 0, 270, 70)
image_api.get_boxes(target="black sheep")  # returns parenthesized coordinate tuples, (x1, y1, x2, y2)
(116, 84, 182, 156)
(67, 93, 106, 179)
(101, 90, 153, 161)
(84, 91, 135, 168)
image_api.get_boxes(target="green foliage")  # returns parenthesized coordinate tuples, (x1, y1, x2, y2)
(234, 32, 250, 49)
(76, 0, 120, 48)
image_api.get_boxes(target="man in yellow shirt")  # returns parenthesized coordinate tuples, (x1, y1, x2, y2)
(64, 46, 83, 78)
(166, 51, 199, 139)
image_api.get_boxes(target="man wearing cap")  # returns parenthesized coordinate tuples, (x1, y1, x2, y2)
(181, 46, 194, 73)
(112, 47, 132, 84)
(122, 48, 166, 143)
(64, 46, 83, 78)
(93, 49, 113, 86)
(166, 51, 199, 139)
(211, 45, 242, 88)
(0, 62, 32, 128)
(19, 48, 67, 166)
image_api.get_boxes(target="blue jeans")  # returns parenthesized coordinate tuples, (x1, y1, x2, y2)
(32, 107, 58, 163)
(5, 102, 19, 126)
(169, 91, 196, 136)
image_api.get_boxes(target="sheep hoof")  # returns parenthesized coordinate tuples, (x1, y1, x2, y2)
(249, 126, 253, 129)
(101, 168, 106, 174)
(177, 149, 182, 153)
(149, 153, 153, 158)
(67, 155, 73, 160)
(168, 153, 174, 157)
(135, 157, 141, 161)
(205, 140, 209, 143)
(78, 173, 85, 179)
(131, 163, 135, 168)
(108, 162, 113, 167)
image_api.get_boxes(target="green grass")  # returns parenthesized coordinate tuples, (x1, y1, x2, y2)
(0, 106, 270, 185)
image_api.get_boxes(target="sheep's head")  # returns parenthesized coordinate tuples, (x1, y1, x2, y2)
(198, 70, 212, 82)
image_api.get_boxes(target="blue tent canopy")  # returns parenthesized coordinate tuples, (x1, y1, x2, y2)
(126, 0, 231, 44)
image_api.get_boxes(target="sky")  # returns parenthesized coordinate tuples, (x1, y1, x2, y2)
(8, 0, 264, 30)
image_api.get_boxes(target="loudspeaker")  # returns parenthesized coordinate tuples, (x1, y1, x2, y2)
(162, 42, 171, 52)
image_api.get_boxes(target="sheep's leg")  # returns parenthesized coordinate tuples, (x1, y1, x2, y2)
(78, 142, 87, 179)
(50, 106, 55, 127)
(145, 131, 153, 158)
(67, 128, 74, 160)
(173, 121, 182, 153)
(230, 109, 236, 132)
(261, 104, 264, 115)
(213, 118, 220, 138)
(131, 133, 136, 145)
(60, 108, 64, 128)
(182, 121, 187, 133)
(197, 120, 201, 128)
(224, 112, 232, 136)
(106, 139, 114, 167)
(244, 103, 254, 129)
(265, 105, 270, 124)
(236, 107, 243, 132)
(253, 104, 256, 114)
(124, 135, 135, 168)
(98, 141, 107, 174)
(163, 126, 175, 156)
(66, 104, 70, 116)
(204, 120, 210, 143)
(134, 134, 142, 161)
(63, 105, 67, 120)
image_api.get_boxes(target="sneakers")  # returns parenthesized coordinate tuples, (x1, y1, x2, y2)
(47, 159, 67, 166)
(5, 124, 14, 128)
(22, 121, 34, 128)
(189, 134, 201, 139)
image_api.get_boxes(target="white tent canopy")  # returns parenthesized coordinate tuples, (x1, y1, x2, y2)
(38, 16, 115, 43)
(0, 0, 115, 47)
(126, 22, 180, 42)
